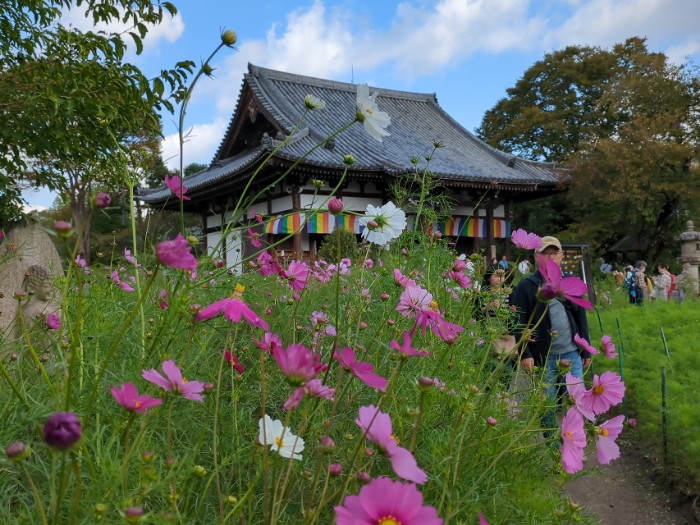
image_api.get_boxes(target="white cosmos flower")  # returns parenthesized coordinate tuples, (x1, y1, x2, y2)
(258, 414, 305, 460)
(358, 201, 407, 246)
(356, 84, 391, 142)
(304, 94, 326, 110)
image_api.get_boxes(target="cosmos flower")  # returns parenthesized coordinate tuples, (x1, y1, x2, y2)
(574, 333, 600, 355)
(254, 332, 283, 354)
(257, 251, 281, 276)
(224, 351, 244, 374)
(258, 414, 304, 460)
(355, 405, 428, 484)
(359, 202, 406, 246)
(584, 371, 626, 415)
(414, 309, 464, 343)
(561, 407, 586, 474)
(390, 331, 431, 357)
(247, 228, 263, 248)
(565, 372, 595, 421)
(304, 94, 326, 110)
(397, 283, 433, 318)
(165, 174, 191, 201)
(110, 383, 163, 413)
(142, 360, 205, 402)
(356, 84, 391, 142)
(273, 343, 326, 386)
(46, 313, 61, 330)
(94, 192, 111, 208)
(536, 254, 593, 310)
(43, 412, 82, 450)
(601, 335, 617, 359)
(335, 476, 442, 525)
(155, 234, 197, 272)
(195, 296, 269, 330)
(511, 228, 542, 250)
(282, 260, 310, 291)
(283, 379, 335, 411)
(595, 415, 625, 465)
(334, 347, 388, 392)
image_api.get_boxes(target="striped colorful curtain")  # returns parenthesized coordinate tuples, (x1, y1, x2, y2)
(437, 217, 465, 236)
(306, 212, 335, 234)
(465, 218, 487, 238)
(264, 213, 304, 234)
(491, 219, 510, 239)
(336, 214, 359, 233)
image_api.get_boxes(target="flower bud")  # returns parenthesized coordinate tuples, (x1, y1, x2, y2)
(221, 30, 237, 46)
(192, 465, 207, 478)
(94, 192, 111, 209)
(356, 471, 371, 484)
(203, 382, 215, 393)
(328, 463, 342, 477)
(342, 154, 355, 166)
(380, 292, 390, 301)
(418, 376, 434, 390)
(53, 221, 74, 236)
(367, 220, 379, 230)
(141, 451, 155, 463)
(319, 436, 336, 453)
(124, 506, 144, 523)
(327, 197, 344, 215)
(5, 441, 30, 462)
(13, 291, 27, 301)
(227, 496, 238, 505)
(537, 285, 558, 302)
(486, 416, 498, 426)
(202, 63, 214, 77)
(95, 503, 108, 516)
(43, 412, 82, 450)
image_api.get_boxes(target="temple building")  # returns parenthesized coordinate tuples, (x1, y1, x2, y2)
(138, 64, 563, 268)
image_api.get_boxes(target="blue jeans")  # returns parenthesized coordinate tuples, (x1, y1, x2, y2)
(541, 350, 583, 439)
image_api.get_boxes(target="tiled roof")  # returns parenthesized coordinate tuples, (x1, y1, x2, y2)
(139, 64, 560, 204)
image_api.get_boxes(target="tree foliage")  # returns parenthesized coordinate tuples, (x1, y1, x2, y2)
(478, 37, 700, 262)
(0, 0, 195, 227)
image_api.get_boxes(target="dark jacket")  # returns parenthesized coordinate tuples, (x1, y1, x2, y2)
(511, 271, 591, 366)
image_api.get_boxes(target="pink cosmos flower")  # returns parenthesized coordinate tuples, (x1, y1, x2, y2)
(574, 333, 600, 355)
(511, 228, 543, 250)
(282, 260, 310, 291)
(46, 313, 61, 330)
(156, 234, 197, 272)
(397, 283, 433, 318)
(584, 371, 626, 415)
(479, 513, 489, 525)
(595, 414, 625, 465)
(224, 351, 244, 374)
(446, 270, 471, 289)
(390, 331, 431, 357)
(335, 476, 442, 525)
(334, 347, 388, 392)
(565, 372, 595, 421)
(247, 228, 263, 248)
(273, 343, 326, 386)
(254, 332, 283, 354)
(165, 174, 191, 201)
(124, 248, 137, 265)
(75, 255, 90, 274)
(195, 297, 269, 330)
(257, 251, 281, 276)
(283, 378, 335, 411)
(536, 254, 593, 310)
(156, 289, 169, 309)
(601, 335, 617, 359)
(110, 383, 163, 413)
(414, 310, 464, 342)
(393, 268, 411, 287)
(94, 192, 111, 208)
(561, 406, 587, 474)
(142, 360, 205, 402)
(355, 405, 428, 484)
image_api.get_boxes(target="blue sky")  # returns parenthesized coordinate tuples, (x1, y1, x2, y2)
(22, 0, 700, 209)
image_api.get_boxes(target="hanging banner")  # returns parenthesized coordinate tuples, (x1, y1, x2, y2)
(264, 213, 303, 234)
(491, 219, 510, 239)
(336, 214, 359, 233)
(438, 217, 464, 236)
(465, 217, 487, 238)
(306, 212, 334, 234)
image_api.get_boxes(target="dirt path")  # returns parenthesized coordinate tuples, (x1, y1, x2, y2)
(564, 440, 697, 524)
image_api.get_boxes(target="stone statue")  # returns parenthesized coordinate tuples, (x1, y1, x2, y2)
(17, 264, 61, 340)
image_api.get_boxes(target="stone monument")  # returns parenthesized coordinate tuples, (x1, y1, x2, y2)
(676, 220, 700, 294)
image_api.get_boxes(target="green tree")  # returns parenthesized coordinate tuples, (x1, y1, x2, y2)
(478, 37, 700, 261)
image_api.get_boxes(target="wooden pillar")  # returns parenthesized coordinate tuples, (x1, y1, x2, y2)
(486, 204, 495, 261)
(503, 199, 512, 259)
(292, 185, 302, 257)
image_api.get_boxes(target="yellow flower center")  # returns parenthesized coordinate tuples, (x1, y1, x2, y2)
(365, 108, 374, 116)
(429, 300, 439, 311)
(564, 431, 573, 441)
(377, 516, 401, 525)
(275, 436, 284, 449)
(593, 385, 604, 395)
(600, 428, 609, 437)
(390, 434, 400, 446)
(134, 400, 142, 409)
(233, 283, 245, 298)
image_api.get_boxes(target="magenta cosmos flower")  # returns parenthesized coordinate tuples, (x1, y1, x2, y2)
(511, 228, 542, 250)
(165, 174, 191, 201)
(397, 283, 433, 318)
(195, 296, 269, 330)
(414, 309, 464, 343)
(356, 405, 428, 484)
(601, 335, 617, 359)
(273, 343, 326, 386)
(283, 378, 335, 411)
(281, 260, 310, 291)
(595, 414, 625, 465)
(573, 333, 600, 355)
(110, 383, 163, 413)
(561, 407, 586, 474)
(142, 360, 205, 402)
(224, 351, 245, 374)
(584, 371, 626, 415)
(155, 234, 197, 272)
(46, 313, 61, 330)
(257, 251, 281, 276)
(334, 347, 388, 392)
(335, 477, 441, 525)
(536, 254, 593, 310)
(254, 332, 283, 354)
(565, 372, 595, 421)
(390, 331, 430, 357)
(44, 412, 82, 450)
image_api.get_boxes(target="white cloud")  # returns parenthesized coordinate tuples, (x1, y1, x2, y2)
(161, 118, 230, 171)
(666, 40, 700, 66)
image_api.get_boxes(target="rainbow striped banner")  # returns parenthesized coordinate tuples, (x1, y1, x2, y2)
(336, 214, 358, 233)
(306, 212, 334, 234)
(438, 217, 464, 236)
(491, 219, 510, 238)
(465, 218, 487, 238)
(264, 213, 303, 234)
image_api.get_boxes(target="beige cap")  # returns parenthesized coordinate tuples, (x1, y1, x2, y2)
(536, 236, 562, 253)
